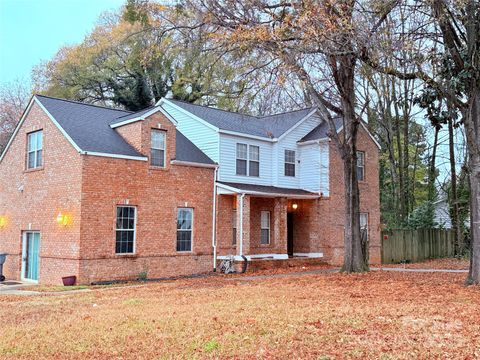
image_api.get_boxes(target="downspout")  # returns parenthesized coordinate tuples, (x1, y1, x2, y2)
(212, 166, 218, 271)
(239, 193, 245, 256)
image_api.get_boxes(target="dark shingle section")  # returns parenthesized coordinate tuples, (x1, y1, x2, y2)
(110, 106, 157, 124)
(218, 182, 319, 197)
(299, 117, 343, 142)
(167, 99, 316, 138)
(175, 130, 215, 165)
(36, 95, 143, 157)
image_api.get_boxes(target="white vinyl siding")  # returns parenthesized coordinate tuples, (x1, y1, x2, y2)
(275, 114, 320, 188)
(299, 143, 321, 192)
(161, 101, 220, 162)
(219, 134, 272, 185)
(319, 141, 330, 195)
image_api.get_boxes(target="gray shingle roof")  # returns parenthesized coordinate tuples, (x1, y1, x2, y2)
(110, 106, 156, 124)
(175, 130, 215, 164)
(35, 95, 214, 164)
(166, 99, 316, 139)
(299, 117, 343, 142)
(218, 181, 319, 197)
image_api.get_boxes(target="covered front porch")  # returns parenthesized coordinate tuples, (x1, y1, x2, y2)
(215, 182, 323, 262)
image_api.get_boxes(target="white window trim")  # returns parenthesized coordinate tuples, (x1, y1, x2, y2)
(236, 143, 248, 176)
(357, 151, 365, 181)
(177, 208, 194, 252)
(232, 209, 237, 245)
(27, 130, 43, 169)
(261, 210, 271, 245)
(236, 142, 260, 177)
(115, 206, 137, 255)
(360, 212, 369, 240)
(151, 129, 166, 168)
(284, 149, 296, 177)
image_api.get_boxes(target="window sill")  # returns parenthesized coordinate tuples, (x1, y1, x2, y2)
(24, 167, 44, 174)
(149, 166, 167, 171)
(115, 253, 136, 257)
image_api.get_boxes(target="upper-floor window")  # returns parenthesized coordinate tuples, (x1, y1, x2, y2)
(356, 151, 365, 181)
(116, 206, 136, 254)
(151, 129, 166, 167)
(284, 149, 296, 177)
(177, 208, 193, 252)
(236, 143, 260, 177)
(27, 130, 43, 169)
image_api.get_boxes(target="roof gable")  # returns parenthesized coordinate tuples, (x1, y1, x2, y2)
(163, 99, 317, 139)
(1, 95, 216, 165)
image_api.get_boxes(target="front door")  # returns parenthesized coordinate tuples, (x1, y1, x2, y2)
(287, 213, 294, 257)
(22, 232, 40, 282)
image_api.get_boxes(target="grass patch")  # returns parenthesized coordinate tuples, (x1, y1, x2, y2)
(1, 268, 479, 358)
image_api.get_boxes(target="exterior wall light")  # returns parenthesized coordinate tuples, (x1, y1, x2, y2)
(0, 216, 6, 229)
(292, 203, 298, 210)
(56, 213, 69, 226)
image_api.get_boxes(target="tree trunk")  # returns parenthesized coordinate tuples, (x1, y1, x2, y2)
(428, 126, 440, 201)
(334, 55, 368, 273)
(448, 116, 463, 255)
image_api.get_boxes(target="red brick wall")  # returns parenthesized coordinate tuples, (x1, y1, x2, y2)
(320, 127, 381, 265)
(0, 101, 83, 284)
(78, 112, 215, 283)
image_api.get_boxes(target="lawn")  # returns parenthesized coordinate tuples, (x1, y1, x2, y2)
(1, 269, 479, 359)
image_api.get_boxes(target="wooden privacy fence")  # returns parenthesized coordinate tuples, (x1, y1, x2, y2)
(381, 229, 455, 264)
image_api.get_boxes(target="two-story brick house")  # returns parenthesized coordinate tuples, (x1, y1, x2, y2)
(0, 94, 380, 284)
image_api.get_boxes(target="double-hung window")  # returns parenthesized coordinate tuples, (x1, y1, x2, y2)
(284, 149, 296, 177)
(249, 145, 260, 177)
(260, 211, 270, 245)
(116, 206, 136, 254)
(236, 143, 260, 177)
(236, 143, 248, 175)
(360, 213, 368, 242)
(27, 130, 43, 169)
(151, 129, 166, 167)
(177, 208, 193, 252)
(357, 151, 365, 181)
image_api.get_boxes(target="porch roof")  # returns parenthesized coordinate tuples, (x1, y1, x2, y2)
(217, 181, 320, 199)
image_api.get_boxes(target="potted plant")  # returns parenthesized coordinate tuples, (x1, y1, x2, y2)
(62, 275, 76, 286)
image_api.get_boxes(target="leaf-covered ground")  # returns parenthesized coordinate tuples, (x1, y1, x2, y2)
(1, 269, 479, 359)
(381, 258, 470, 270)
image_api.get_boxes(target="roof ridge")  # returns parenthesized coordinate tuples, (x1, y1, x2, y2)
(259, 106, 317, 119)
(35, 94, 133, 113)
(167, 98, 260, 119)
(168, 98, 317, 119)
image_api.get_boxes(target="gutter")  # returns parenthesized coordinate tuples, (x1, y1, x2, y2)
(212, 167, 218, 271)
(170, 160, 218, 169)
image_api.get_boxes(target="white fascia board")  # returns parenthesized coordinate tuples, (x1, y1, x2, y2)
(360, 122, 382, 150)
(1, 96, 84, 165)
(216, 183, 320, 199)
(0, 96, 35, 164)
(34, 97, 83, 153)
(81, 151, 148, 161)
(277, 108, 318, 141)
(218, 129, 277, 142)
(159, 98, 219, 132)
(110, 106, 177, 129)
(170, 160, 218, 169)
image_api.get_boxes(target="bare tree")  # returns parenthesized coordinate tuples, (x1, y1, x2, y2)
(187, 0, 398, 272)
(0, 80, 30, 153)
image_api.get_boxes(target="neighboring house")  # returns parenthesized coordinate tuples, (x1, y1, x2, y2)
(433, 197, 452, 229)
(0, 95, 380, 284)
